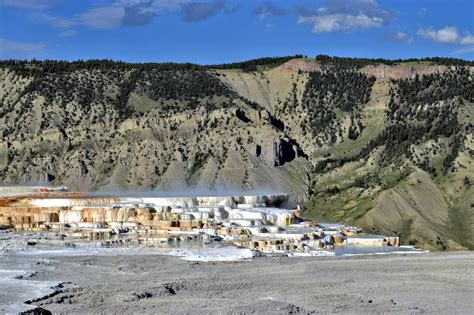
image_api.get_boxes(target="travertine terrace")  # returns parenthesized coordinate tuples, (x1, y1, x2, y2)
(0, 186, 400, 256)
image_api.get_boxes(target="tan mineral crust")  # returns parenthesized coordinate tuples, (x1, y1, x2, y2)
(0, 186, 400, 252)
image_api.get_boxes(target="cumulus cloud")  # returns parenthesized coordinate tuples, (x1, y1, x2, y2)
(181, 0, 226, 22)
(417, 26, 459, 44)
(253, 1, 287, 19)
(0, 0, 63, 9)
(460, 33, 474, 45)
(0, 38, 46, 58)
(417, 26, 474, 45)
(298, 0, 394, 33)
(384, 31, 412, 44)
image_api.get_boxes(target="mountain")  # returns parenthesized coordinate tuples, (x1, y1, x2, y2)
(0, 55, 473, 249)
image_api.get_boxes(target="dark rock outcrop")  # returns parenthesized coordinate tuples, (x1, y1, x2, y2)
(272, 139, 295, 167)
(235, 109, 251, 123)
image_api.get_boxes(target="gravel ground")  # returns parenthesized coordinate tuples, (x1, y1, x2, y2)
(5, 251, 473, 314)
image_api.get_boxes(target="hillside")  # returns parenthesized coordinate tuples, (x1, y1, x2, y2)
(0, 56, 473, 249)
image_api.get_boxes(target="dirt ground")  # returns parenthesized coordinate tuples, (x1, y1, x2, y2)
(9, 251, 474, 314)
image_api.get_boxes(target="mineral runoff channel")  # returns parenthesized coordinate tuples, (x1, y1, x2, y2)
(0, 186, 425, 258)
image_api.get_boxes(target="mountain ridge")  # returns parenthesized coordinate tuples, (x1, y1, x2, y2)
(0, 56, 472, 249)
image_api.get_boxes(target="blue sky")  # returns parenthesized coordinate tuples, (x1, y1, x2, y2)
(0, 0, 473, 63)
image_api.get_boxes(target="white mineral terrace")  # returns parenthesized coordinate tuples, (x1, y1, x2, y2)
(0, 186, 412, 256)
(26, 194, 291, 208)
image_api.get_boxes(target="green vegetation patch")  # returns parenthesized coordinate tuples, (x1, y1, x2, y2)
(448, 205, 474, 250)
(186, 151, 209, 186)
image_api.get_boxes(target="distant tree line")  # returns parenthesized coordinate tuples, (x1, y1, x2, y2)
(206, 55, 304, 72)
(2, 54, 471, 74)
(315, 54, 474, 69)
(0, 59, 208, 77)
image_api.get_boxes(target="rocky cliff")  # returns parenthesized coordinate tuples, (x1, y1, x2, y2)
(0, 56, 472, 249)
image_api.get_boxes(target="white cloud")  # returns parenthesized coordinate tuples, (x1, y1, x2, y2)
(116, 0, 189, 10)
(34, 12, 77, 28)
(28, 0, 196, 31)
(417, 26, 474, 45)
(17, 0, 238, 34)
(181, 0, 226, 22)
(417, 26, 459, 44)
(299, 13, 384, 33)
(298, 0, 394, 33)
(78, 6, 126, 29)
(253, 1, 287, 19)
(0, 38, 46, 59)
(452, 46, 474, 55)
(0, 0, 63, 9)
(460, 33, 474, 45)
(36, 6, 127, 30)
(384, 31, 412, 44)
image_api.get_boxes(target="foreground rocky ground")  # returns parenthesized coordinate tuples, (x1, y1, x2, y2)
(8, 251, 474, 314)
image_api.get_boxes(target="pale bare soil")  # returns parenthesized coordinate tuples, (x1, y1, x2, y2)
(14, 251, 474, 314)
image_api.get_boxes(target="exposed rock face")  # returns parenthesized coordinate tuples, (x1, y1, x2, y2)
(235, 109, 251, 123)
(19, 172, 55, 184)
(360, 64, 449, 79)
(0, 58, 472, 249)
(272, 139, 296, 167)
(281, 59, 321, 72)
(0, 64, 311, 200)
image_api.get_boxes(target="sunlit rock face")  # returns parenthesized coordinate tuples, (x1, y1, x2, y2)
(0, 187, 292, 228)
